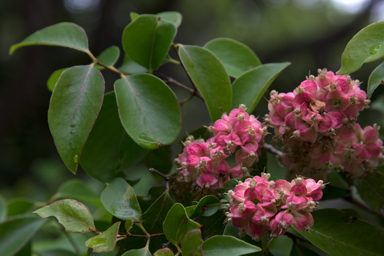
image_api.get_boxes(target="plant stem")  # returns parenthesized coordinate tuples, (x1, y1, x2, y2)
(86, 50, 126, 76)
(264, 143, 284, 156)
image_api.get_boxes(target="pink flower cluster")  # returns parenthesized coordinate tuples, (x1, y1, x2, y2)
(226, 174, 324, 241)
(266, 69, 383, 179)
(175, 104, 267, 190)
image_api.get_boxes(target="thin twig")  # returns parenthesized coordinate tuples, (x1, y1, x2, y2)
(149, 168, 175, 180)
(86, 50, 126, 76)
(264, 143, 284, 156)
(158, 73, 194, 93)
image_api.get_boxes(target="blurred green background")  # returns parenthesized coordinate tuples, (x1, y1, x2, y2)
(1, 0, 384, 202)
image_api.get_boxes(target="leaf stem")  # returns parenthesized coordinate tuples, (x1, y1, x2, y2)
(86, 50, 126, 76)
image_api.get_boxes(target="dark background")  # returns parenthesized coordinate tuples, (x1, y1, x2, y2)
(1, 0, 384, 199)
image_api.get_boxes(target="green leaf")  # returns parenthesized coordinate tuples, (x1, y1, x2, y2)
(338, 21, 384, 75)
(296, 208, 384, 256)
(268, 235, 293, 256)
(367, 61, 384, 98)
(114, 73, 182, 149)
(80, 91, 147, 182)
(0, 217, 46, 256)
(48, 65, 105, 173)
(199, 211, 226, 239)
(182, 229, 203, 256)
(188, 195, 221, 218)
(178, 45, 232, 121)
(355, 171, 384, 214)
(34, 250, 77, 256)
(118, 55, 148, 74)
(157, 12, 182, 28)
(130, 12, 139, 21)
(153, 248, 175, 256)
(85, 222, 120, 253)
(163, 203, 201, 246)
(121, 247, 151, 256)
(142, 191, 173, 234)
(125, 219, 134, 233)
(96, 46, 120, 67)
(34, 199, 95, 233)
(204, 38, 261, 78)
(47, 68, 65, 92)
(231, 62, 291, 113)
(202, 235, 262, 256)
(100, 178, 141, 221)
(10, 22, 89, 54)
(54, 179, 101, 206)
(122, 15, 176, 71)
(142, 146, 172, 176)
(137, 186, 167, 213)
(7, 198, 35, 218)
(0, 195, 6, 222)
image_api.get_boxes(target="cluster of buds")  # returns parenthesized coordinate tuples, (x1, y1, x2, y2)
(174, 104, 267, 198)
(225, 174, 324, 241)
(265, 69, 384, 180)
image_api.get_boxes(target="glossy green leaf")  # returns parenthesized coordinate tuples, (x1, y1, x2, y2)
(125, 219, 134, 233)
(100, 178, 141, 221)
(0, 195, 6, 222)
(85, 222, 120, 253)
(157, 12, 182, 28)
(202, 235, 262, 256)
(130, 12, 139, 21)
(291, 243, 320, 256)
(338, 21, 384, 75)
(204, 38, 261, 78)
(96, 46, 120, 67)
(15, 241, 31, 256)
(188, 195, 221, 218)
(34, 199, 95, 233)
(48, 65, 104, 173)
(142, 191, 173, 234)
(182, 229, 203, 256)
(80, 92, 147, 182)
(121, 247, 151, 256)
(7, 198, 35, 218)
(54, 179, 101, 206)
(268, 235, 293, 256)
(0, 217, 46, 256)
(143, 146, 172, 176)
(163, 203, 201, 246)
(10, 22, 88, 54)
(296, 209, 384, 256)
(153, 248, 175, 256)
(355, 171, 384, 214)
(232, 62, 291, 113)
(122, 15, 176, 71)
(47, 68, 65, 92)
(367, 61, 384, 98)
(178, 45, 232, 121)
(199, 211, 226, 239)
(114, 74, 181, 149)
(118, 55, 148, 74)
(138, 186, 167, 213)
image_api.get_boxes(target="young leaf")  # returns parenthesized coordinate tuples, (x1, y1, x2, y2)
(231, 62, 291, 113)
(54, 179, 101, 206)
(153, 248, 175, 256)
(182, 229, 203, 256)
(33, 199, 95, 233)
(354, 171, 384, 214)
(118, 55, 148, 74)
(157, 12, 182, 28)
(0, 217, 46, 256)
(188, 195, 221, 218)
(96, 46, 120, 67)
(367, 61, 384, 98)
(10, 22, 89, 54)
(48, 65, 105, 174)
(85, 222, 120, 253)
(0, 195, 6, 222)
(296, 209, 384, 256)
(114, 74, 182, 149)
(163, 203, 201, 246)
(204, 38, 261, 78)
(202, 235, 262, 256)
(47, 68, 65, 92)
(338, 20, 384, 75)
(80, 91, 147, 182)
(122, 15, 176, 71)
(121, 247, 151, 256)
(178, 45, 232, 121)
(100, 178, 141, 221)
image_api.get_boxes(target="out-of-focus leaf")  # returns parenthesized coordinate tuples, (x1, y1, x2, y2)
(54, 179, 101, 206)
(178, 45, 232, 121)
(157, 12, 182, 28)
(48, 65, 104, 173)
(268, 235, 293, 256)
(118, 55, 148, 74)
(7, 198, 35, 218)
(85, 222, 120, 253)
(231, 63, 290, 113)
(182, 229, 203, 256)
(142, 191, 173, 234)
(188, 195, 221, 218)
(10, 22, 89, 54)
(153, 248, 175, 256)
(121, 247, 151, 256)
(198, 211, 226, 239)
(0, 195, 7, 222)
(142, 146, 172, 176)
(100, 178, 141, 221)
(338, 21, 384, 75)
(81, 92, 147, 182)
(367, 61, 384, 98)
(355, 171, 384, 214)
(202, 235, 262, 256)
(114, 74, 181, 149)
(204, 38, 261, 78)
(137, 186, 167, 213)
(0, 217, 46, 256)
